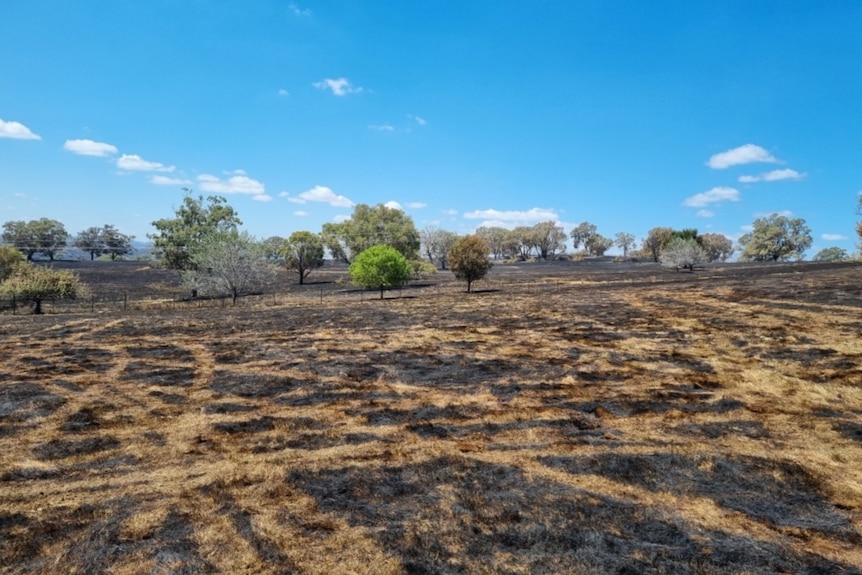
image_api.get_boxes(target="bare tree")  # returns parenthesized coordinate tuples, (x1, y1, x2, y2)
(182, 231, 274, 304)
(614, 232, 636, 257)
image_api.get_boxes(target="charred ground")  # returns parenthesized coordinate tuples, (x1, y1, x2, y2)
(1, 260, 861, 573)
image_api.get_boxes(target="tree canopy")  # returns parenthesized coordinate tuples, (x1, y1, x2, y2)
(348, 244, 412, 299)
(448, 235, 493, 292)
(2, 218, 68, 261)
(0, 264, 87, 314)
(149, 191, 242, 271)
(739, 214, 812, 262)
(420, 226, 460, 269)
(322, 204, 419, 264)
(0, 245, 25, 281)
(74, 225, 134, 260)
(813, 247, 850, 262)
(283, 231, 325, 284)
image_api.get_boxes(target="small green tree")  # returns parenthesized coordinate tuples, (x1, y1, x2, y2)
(813, 247, 850, 262)
(448, 235, 493, 293)
(0, 245, 25, 281)
(283, 231, 325, 284)
(0, 264, 87, 314)
(348, 244, 412, 299)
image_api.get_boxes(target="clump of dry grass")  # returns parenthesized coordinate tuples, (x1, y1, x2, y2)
(1, 262, 861, 573)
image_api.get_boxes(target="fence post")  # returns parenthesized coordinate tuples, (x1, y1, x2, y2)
(320, 287, 323, 305)
(123, 292, 127, 311)
(91, 294, 95, 312)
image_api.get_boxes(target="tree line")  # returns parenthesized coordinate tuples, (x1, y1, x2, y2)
(1, 219, 135, 261)
(1, 191, 858, 313)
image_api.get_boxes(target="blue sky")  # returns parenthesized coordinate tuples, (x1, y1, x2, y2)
(2, 1, 860, 256)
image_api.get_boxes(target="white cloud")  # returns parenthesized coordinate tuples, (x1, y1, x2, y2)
(740, 224, 754, 233)
(463, 207, 559, 223)
(279, 191, 290, 197)
(14, 192, 27, 198)
(406, 202, 427, 209)
(696, 209, 715, 218)
(150, 175, 192, 186)
(333, 214, 351, 223)
(443, 209, 458, 216)
(408, 114, 427, 126)
(278, 89, 290, 96)
(253, 194, 273, 202)
(63, 139, 117, 156)
(682, 187, 740, 207)
(288, 3, 311, 16)
(117, 154, 175, 172)
(821, 233, 846, 241)
(0, 118, 40, 140)
(369, 124, 395, 131)
(313, 78, 362, 96)
(197, 173, 265, 195)
(289, 185, 354, 207)
(738, 168, 806, 183)
(707, 144, 779, 169)
(294, 210, 309, 217)
(384, 200, 403, 210)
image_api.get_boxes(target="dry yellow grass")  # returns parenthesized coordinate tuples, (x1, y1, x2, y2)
(1, 262, 861, 573)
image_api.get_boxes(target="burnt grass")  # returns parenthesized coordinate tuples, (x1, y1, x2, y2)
(0, 260, 861, 574)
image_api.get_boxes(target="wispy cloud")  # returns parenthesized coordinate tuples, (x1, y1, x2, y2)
(754, 210, 793, 218)
(150, 175, 192, 186)
(821, 233, 847, 241)
(294, 210, 308, 217)
(696, 209, 715, 218)
(738, 169, 805, 183)
(278, 89, 290, 97)
(369, 124, 395, 132)
(463, 207, 559, 225)
(406, 202, 427, 209)
(408, 114, 427, 126)
(682, 187, 740, 207)
(333, 214, 351, 223)
(0, 118, 40, 140)
(288, 3, 311, 16)
(64, 139, 117, 157)
(117, 154, 175, 172)
(197, 172, 265, 195)
(313, 78, 362, 96)
(707, 144, 779, 169)
(252, 194, 273, 202)
(286, 185, 354, 207)
(443, 209, 458, 216)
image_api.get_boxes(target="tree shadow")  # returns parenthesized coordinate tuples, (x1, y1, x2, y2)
(541, 453, 859, 542)
(288, 456, 855, 574)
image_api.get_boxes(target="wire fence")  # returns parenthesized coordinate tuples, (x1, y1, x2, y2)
(0, 275, 617, 316)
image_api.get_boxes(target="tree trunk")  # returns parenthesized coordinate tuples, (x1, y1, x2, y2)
(33, 299, 43, 314)
(467, 279, 472, 293)
(232, 291, 238, 305)
(379, 287, 384, 300)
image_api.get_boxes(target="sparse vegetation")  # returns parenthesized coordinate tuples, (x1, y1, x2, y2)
(1, 260, 861, 574)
